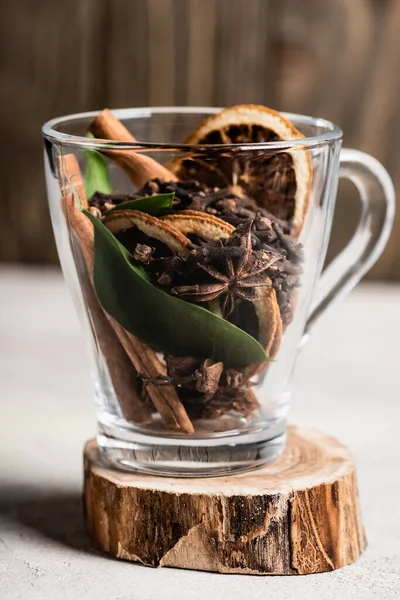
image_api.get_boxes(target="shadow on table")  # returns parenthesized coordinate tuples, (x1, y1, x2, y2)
(0, 483, 104, 557)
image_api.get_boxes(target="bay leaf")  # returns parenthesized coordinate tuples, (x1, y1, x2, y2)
(106, 193, 174, 216)
(84, 210, 267, 367)
(83, 133, 112, 198)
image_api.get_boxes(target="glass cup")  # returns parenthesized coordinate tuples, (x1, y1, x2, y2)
(42, 107, 394, 476)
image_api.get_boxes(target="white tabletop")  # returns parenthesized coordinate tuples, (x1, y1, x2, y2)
(0, 266, 399, 600)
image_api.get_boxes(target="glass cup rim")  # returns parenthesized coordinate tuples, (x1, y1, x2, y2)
(42, 106, 343, 151)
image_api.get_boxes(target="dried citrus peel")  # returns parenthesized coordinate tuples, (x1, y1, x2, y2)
(170, 104, 312, 237)
(161, 210, 235, 241)
(103, 209, 190, 254)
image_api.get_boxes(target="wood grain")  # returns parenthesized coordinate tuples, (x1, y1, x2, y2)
(186, 0, 216, 106)
(1, 0, 399, 279)
(0, 0, 105, 264)
(84, 426, 366, 574)
(105, 0, 149, 108)
(147, 0, 176, 106)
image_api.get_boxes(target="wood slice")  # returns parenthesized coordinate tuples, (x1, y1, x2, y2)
(83, 426, 366, 575)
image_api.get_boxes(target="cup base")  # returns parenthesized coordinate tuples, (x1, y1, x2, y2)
(97, 418, 286, 477)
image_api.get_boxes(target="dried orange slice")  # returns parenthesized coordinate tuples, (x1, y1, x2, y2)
(103, 210, 190, 253)
(170, 104, 312, 237)
(161, 210, 235, 241)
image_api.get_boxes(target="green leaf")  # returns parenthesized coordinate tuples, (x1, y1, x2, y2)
(106, 193, 174, 216)
(83, 133, 112, 198)
(84, 210, 267, 367)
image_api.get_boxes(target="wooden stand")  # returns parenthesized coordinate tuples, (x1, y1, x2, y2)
(84, 426, 366, 574)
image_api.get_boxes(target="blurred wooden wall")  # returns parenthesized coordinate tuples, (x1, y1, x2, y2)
(1, 0, 399, 279)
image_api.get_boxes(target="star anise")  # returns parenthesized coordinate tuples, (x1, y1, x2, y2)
(170, 221, 277, 318)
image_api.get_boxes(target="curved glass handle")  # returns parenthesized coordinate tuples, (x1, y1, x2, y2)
(305, 148, 395, 336)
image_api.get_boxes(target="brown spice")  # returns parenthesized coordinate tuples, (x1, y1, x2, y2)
(165, 356, 260, 419)
(134, 243, 154, 264)
(89, 108, 178, 189)
(166, 356, 223, 396)
(170, 221, 274, 318)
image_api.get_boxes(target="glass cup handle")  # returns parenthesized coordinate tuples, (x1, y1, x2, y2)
(304, 148, 395, 339)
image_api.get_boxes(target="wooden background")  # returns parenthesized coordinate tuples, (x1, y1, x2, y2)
(1, 0, 399, 279)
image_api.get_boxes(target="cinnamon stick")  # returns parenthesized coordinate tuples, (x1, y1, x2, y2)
(59, 155, 193, 433)
(108, 322, 195, 433)
(75, 247, 150, 423)
(89, 108, 178, 189)
(62, 193, 193, 433)
(59, 153, 89, 209)
(59, 155, 150, 423)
